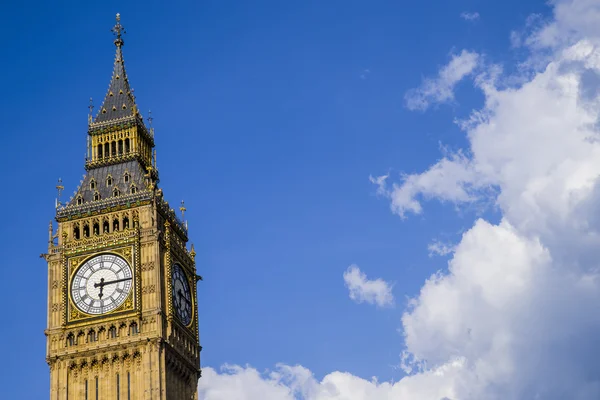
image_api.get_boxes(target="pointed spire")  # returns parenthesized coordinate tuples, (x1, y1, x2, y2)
(93, 14, 139, 124)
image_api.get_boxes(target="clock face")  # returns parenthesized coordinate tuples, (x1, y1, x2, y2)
(172, 264, 192, 325)
(71, 254, 133, 315)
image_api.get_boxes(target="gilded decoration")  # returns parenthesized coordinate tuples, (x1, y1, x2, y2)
(66, 245, 137, 325)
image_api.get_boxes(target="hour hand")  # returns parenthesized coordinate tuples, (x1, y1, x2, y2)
(94, 278, 105, 298)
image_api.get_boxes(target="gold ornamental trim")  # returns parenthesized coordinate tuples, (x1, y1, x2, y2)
(66, 246, 137, 325)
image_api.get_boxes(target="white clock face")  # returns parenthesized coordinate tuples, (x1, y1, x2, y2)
(71, 254, 133, 315)
(172, 264, 192, 325)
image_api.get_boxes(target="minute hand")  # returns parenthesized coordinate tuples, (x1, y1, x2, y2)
(95, 277, 132, 288)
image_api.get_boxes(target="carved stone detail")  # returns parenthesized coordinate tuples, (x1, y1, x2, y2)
(142, 285, 156, 294)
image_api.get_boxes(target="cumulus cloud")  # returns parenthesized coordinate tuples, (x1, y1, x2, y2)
(427, 240, 456, 257)
(198, 361, 464, 400)
(460, 12, 480, 22)
(343, 265, 394, 307)
(405, 50, 480, 111)
(200, 1, 600, 398)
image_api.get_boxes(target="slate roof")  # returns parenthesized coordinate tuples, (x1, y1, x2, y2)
(93, 38, 139, 124)
(67, 160, 147, 206)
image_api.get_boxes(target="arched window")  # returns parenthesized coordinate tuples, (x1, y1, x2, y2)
(118, 140, 123, 155)
(76, 195, 84, 205)
(97, 144, 103, 159)
(66, 333, 75, 347)
(90, 179, 96, 190)
(106, 175, 113, 186)
(113, 187, 120, 197)
(125, 138, 130, 153)
(103, 220, 110, 233)
(108, 326, 117, 339)
(130, 185, 137, 194)
(88, 330, 96, 343)
(124, 172, 130, 183)
(73, 225, 80, 240)
(94, 191, 100, 201)
(111, 141, 117, 156)
(130, 322, 138, 336)
(123, 216, 130, 229)
(93, 222, 100, 236)
(104, 142, 110, 157)
(113, 219, 119, 232)
(83, 224, 90, 238)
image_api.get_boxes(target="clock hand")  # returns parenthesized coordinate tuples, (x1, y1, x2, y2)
(95, 277, 132, 287)
(177, 289, 191, 304)
(95, 278, 105, 299)
(94, 277, 131, 299)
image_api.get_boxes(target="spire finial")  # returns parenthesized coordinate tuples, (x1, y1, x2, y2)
(180, 200, 187, 220)
(55, 178, 64, 209)
(88, 97, 94, 124)
(112, 13, 125, 47)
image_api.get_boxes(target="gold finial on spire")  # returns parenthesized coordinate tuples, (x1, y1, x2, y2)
(88, 97, 94, 124)
(112, 13, 125, 47)
(55, 178, 64, 209)
(180, 200, 189, 230)
(190, 244, 197, 263)
(179, 200, 186, 220)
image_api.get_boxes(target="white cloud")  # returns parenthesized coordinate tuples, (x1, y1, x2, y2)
(343, 265, 394, 307)
(198, 361, 465, 400)
(372, 151, 493, 218)
(405, 50, 480, 111)
(460, 12, 480, 21)
(200, 1, 600, 399)
(427, 240, 456, 257)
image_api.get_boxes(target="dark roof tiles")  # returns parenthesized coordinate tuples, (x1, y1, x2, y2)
(93, 45, 138, 124)
(68, 160, 146, 206)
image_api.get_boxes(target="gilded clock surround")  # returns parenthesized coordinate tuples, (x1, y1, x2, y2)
(67, 248, 137, 323)
(44, 14, 201, 400)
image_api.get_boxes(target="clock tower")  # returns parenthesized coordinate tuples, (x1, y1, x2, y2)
(45, 14, 201, 400)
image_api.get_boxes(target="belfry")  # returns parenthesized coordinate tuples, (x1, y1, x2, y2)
(44, 14, 201, 399)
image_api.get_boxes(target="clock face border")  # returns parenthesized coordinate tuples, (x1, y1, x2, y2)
(171, 263, 193, 327)
(66, 247, 137, 324)
(70, 253, 133, 315)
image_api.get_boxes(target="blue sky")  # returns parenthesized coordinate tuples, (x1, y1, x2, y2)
(4, 1, 595, 399)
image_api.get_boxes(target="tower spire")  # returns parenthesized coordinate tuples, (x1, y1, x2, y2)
(93, 13, 139, 124)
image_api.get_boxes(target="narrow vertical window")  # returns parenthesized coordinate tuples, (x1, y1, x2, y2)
(127, 372, 131, 400)
(85, 379, 88, 400)
(117, 373, 120, 400)
(95, 376, 99, 400)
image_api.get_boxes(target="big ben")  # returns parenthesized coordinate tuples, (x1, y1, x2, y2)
(44, 14, 201, 400)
